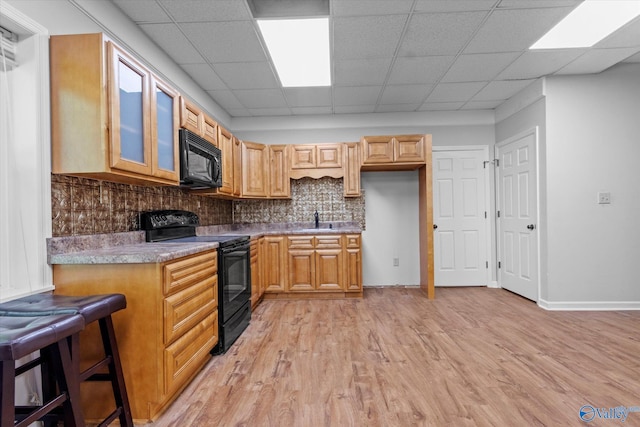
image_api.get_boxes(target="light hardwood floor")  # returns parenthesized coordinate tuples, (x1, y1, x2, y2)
(147, 287, 640, 426)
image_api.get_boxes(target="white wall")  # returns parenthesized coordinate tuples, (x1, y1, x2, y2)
(544, 63, 640, 307)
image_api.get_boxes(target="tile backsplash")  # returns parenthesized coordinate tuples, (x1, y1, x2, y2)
(233, 177, 366, 229)
(51, 175, 232, 237)
(51, 175, 365, 237)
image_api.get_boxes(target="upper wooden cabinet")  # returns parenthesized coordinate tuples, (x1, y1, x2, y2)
(343, 142, 361, 197)
(179, 97, 218, 146)
(241, 141, 269, 198)
(290, 143, 344, 179)
(361, 134, 428, 170)
(50, 33, 180, 186)
(268, 145, 291, 198)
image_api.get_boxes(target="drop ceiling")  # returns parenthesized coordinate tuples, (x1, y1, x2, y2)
(111, 0, 640, 118)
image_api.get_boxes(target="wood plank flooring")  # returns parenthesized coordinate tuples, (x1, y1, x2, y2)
(146, 287, 640, 426)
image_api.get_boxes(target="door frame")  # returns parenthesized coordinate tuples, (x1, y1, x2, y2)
(494, 127, 541, 301)
(432, 145, 492, 287)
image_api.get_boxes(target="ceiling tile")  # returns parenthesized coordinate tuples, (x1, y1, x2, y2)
(464, 7, 574, 54)
(556, 48, 640, 75)
(112, 0, 171, 23)
(426, 82, 486, 102)
(472, 80, 534, 101)
(291, 106, 333, 115)
(419, 102, 465, 111)
(334, 105, 376, 114)
(334, 58, 392, 86)
(441, 52, 521, 82)
(388, 56, 455, 85)
(623, 52, 640, 63)
(248, 107, 292, 116)
(283, 87, 332, 107)
(462, 100, 503, 109)
(398, 12, 487, 57)
(333, 86, 382, 106)
(595, 18, 640, 49)
(497, 50, 585, 79)
(414, 0, 496, 13)
(380, 84, 432, 104)
(376, 104, 421, 113)
(234, 89, 287, 109)
(138, 23, 204, 64)
(206, 90, 244, 110)
(333, 15, 408, 59)
(180, 63, 227, 90)
(158, 0, 251, 22)
(213, 62, 278, 89)
(226, 108, 252, 117)
(179, 21, 268, 63)
(496, 0, 582, 9)
(332, 0, 414, 16)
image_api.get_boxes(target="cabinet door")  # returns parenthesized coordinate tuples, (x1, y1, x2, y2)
(250, 240, 260, 308)
(316, 143, 342, 168)
(361, 136, 394, 164)
(291, 145, 316, 169)
(217, 126, 235, 195)
(233, 137, 242, 197)
(287, 236, 314, 292)
(241, 141, 268, 197)
(343, 142, 361, 197)
(179, 97, 202, 136)
(203, 115, 218, 146)
(263, 236, 287, 292)
(107, 42, 152, 175)
(316, 249, 343, 291)
(151, 76, 179, 182)
(269, 145, 290, 198)
(345, 235, 362, 291)
(394, 135, 426, 163)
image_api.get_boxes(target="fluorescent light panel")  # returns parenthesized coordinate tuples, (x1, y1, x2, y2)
(258, 18, 331, 87)
(531, 0, 640, 49)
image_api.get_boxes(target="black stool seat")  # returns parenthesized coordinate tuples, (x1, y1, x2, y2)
(0, 294, 133, 427)
(0, 293, 126, 324)
(0, 314, 85, 427)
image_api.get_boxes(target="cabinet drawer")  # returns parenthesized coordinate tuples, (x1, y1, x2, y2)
(315, 235, 342, 249)
(164, 310, 218, 396)
(288, 236, 314, 249)
(345, 234, 361, 249)
(164, 251, 217, 296)
(164, 276, 217, 345)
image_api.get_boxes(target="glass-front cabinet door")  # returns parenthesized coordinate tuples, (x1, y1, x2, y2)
(151, 76, 179, 181)
(107, 42, 152, 176)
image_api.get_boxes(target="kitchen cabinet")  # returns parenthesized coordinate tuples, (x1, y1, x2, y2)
(262, 236, 287, 292)
(290, 143, 344, 179)
(343, 142, 361, 197)
(179, 97, 218, 146)
(344, 234, 362, 292)
(50, 33, 180, 186)
(361, 134, 427, 170)
(250, 238, 264, 309)
(52, 250, 218, 422)
(269, 145, 291, 198)
(233, 136, 242, 197)
(287, 235, 344, 292)
(241, 141, 269, 198)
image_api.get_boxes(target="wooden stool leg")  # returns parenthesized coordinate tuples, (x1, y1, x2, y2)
(99, 316, 133, 427)
(47, 340, 85, 427)
(1, 361, 16, 427)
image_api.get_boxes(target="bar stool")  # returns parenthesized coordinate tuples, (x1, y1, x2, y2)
(0, 314, 86, 427)
(0, 294, 133, 427)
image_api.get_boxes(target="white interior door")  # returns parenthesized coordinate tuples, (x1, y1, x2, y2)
(496, 130, 539, 301)
(433, 148, 489, 286)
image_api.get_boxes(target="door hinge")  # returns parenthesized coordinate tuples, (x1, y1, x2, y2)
(497, 210, 501, 218)
(483, 159, 499, 168)
(498, 261, 501, 269)
(484, 211, 487, 218)
(486, 261, 488, 269)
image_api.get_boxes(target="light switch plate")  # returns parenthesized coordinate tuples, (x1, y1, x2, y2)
(598, 192, 611, 204)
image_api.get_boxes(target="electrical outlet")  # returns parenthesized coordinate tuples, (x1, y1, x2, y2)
(597, 192, 611, 204)
(393, 257, 399, 267)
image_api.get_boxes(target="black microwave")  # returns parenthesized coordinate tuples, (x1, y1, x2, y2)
(179, 129, 222, 188)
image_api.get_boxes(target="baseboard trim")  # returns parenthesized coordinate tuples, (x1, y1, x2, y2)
(538, 299, 640, 311)
(487, 281, 499, 288)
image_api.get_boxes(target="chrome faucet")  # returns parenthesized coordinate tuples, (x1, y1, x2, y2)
(314, 210, 319, 228)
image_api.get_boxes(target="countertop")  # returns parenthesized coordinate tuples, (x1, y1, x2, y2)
(48, 222, 362, 265)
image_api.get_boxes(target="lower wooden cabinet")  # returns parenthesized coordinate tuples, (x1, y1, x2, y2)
(52, 250, 218, 423)
(262, 235, 287, 292)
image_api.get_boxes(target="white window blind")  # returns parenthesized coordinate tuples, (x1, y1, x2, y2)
(0, 26, 17, 71)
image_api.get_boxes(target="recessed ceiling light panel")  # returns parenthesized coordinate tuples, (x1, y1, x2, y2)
(531, 0, 640, 49)
(258, 18, 331, 87)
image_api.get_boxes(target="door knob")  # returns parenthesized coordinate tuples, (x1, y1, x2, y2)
(433, 224, 438, 230)
(527, 224, 535, 230)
